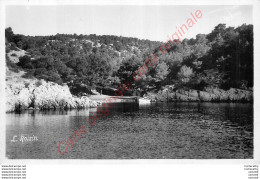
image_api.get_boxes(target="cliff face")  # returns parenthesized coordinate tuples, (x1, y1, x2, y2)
(153, 87, 253, 102)
(6, 79, 98, 112)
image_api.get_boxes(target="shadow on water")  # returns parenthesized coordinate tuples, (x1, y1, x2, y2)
(6, 102, 253, 159)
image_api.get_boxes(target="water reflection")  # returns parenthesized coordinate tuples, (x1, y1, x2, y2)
(6, 102, 253, 159)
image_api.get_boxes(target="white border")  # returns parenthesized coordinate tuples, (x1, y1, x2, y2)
(0, 0, 259, 167)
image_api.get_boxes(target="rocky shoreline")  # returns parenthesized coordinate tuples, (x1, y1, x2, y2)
(6, 79, 100, 112)
(149, 87, 253, 102)
(6, 78, 253, 113)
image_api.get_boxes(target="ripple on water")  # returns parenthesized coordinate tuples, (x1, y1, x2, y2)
(6, 102, 253, 159)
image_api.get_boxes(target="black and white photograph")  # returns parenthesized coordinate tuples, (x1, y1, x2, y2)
(1, 0, 260, 178)
(3, 4, 255, 160)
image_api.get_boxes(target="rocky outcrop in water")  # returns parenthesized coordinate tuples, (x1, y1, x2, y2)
(151, 87, 253, 102)
(6, 79, 99, 112)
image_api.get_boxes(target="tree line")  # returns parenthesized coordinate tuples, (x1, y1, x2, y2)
(5, 23, 253, 95)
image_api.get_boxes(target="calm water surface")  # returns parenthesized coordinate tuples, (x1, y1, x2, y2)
(6, 102, 253, 159)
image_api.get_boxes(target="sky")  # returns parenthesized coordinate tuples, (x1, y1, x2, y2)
(5, 5, 252, 42)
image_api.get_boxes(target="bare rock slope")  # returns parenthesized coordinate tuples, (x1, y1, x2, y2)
(6, 78, 98, 112)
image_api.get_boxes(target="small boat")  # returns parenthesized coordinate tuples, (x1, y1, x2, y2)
(139, 98, 151, 104)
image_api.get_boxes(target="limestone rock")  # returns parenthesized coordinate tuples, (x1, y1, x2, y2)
(6, 79, 97, 112)
(154, 87, 253, 102)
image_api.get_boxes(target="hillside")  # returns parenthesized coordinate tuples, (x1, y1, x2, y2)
(5, 24, 253, 100)
(5, 48, 101, 112)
